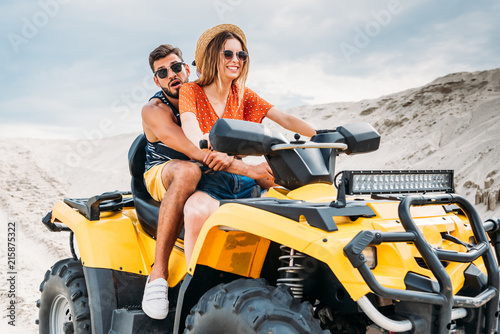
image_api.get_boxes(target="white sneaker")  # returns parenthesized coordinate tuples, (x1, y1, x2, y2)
(142, 276, 169, 320)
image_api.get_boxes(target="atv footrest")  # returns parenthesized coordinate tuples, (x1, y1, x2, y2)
(64, 191, 134, 221)
(109, 309, 174, 334)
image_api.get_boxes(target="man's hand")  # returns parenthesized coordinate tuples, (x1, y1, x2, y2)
(247, 162, 274, 181)
(204, 151, 234, 171)
(256, 176, 277, 190)
(208, 156, 276, 189)
(251, 162, 276, 189)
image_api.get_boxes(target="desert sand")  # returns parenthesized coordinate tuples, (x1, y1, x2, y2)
(0, 68, 499, 333)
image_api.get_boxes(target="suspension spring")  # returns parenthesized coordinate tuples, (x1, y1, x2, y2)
(277, 245, 306, 300)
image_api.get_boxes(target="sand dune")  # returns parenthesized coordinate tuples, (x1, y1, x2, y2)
(0, 68, 499, 332)
(278, 68, 500, 218)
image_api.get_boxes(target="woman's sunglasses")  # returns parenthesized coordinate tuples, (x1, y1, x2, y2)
(154, 62, 185, 79)
(222, 50, 248, 62)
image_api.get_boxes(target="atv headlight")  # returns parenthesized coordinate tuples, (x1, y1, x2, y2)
(363, 246, 377, 269)
(342, 170, 454, 195)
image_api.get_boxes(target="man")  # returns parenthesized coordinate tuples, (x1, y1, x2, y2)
(141, 45, 273, 320)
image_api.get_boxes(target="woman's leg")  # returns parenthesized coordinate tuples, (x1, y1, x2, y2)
(183, 191, 220, 265)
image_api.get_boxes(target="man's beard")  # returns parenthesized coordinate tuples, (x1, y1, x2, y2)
(163, 87, 179, 99)
(162, 77, 188, 99)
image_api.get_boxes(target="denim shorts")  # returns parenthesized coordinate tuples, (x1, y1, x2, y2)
(196, 166, 257, 201)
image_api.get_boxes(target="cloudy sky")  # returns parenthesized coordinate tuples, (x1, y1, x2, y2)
(1, 0, 499, 139)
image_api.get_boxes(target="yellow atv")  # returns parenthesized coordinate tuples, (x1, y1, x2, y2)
(37, 119, 500, 334)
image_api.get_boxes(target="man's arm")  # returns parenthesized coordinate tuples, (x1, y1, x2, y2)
(206, 153, 275, 188)
(143, 101, 265, 177)
(231, 159, 276, 188)
(266, 107, 316, 137)
(214, 154, 273, 181)
(142, 101, 206, 162)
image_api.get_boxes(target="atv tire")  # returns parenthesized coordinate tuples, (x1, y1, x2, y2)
(37, 258, 91, 334)
(184, 278, 327, 334)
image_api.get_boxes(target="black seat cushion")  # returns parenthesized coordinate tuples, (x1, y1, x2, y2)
(128, 134, 160, 237)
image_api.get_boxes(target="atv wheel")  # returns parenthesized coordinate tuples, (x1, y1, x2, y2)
(184, 278, 327, 334)
(37, 258, 91, 334)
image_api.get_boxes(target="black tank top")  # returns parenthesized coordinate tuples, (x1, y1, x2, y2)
(144, 90, 190, 171)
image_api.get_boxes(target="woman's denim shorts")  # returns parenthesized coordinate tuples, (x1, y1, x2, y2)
(196, 166, 257, 201)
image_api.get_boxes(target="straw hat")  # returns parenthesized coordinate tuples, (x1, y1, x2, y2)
(194, 24, 246, 75)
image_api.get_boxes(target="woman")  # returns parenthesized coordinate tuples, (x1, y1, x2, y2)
(179, 23, 315, 146)
(178, 24, 315, 264)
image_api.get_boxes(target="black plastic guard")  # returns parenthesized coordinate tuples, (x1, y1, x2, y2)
(109, 309, 174, 334)
(221, 197, 376, 232)
(83, 267, 147, 333)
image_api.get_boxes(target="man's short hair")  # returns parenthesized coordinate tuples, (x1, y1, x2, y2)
(149, 45, 183, 72)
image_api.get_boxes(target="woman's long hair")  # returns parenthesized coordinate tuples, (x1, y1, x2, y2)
(196, 31, 249, 104)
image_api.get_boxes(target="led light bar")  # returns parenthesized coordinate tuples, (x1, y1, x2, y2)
(342, 170, 454, 195)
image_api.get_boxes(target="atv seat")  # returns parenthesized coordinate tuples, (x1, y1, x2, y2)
(128, 134, 162, 238)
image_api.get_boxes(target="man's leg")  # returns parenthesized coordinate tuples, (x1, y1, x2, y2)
(143, 160, 201, 319)
(149, 160, 201, 279)
(183, 191, 220, 265)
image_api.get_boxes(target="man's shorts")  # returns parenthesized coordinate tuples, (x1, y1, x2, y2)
(144, 162, 257, 202)
(196, 166, 257, 201)
(143, 161, 173, 202)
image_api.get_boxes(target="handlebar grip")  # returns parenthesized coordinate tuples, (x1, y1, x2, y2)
(199, 139, 208, 149)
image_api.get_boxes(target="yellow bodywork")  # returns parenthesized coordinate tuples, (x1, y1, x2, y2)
(51, 183, 484, 301)
(188, 184, 482, 301)
(50, 199, 186, 287)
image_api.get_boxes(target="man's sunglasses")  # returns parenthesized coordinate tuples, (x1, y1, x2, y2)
(222, 50, 248, 62)
(154, 62, 185, 79)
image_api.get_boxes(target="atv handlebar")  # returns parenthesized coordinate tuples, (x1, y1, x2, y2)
(270, 142, 348, 151)
(203, 138, 348, 152)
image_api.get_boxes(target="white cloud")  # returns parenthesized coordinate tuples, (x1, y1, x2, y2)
(1, 0, 499, 139)
(248, 47, 493, 110)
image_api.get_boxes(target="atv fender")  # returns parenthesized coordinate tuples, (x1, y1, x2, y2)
(50, 201, 156, 276)
(187, 202, 373, 301)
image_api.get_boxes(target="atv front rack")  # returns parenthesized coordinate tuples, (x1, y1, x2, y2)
(344, 193, 500, 333)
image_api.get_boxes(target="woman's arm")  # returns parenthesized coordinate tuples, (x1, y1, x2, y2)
(179, 83, 208, 146)
(180, 112, 206, 147)
(179, 112, 234, 170)
(266, 107, 316, 137)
